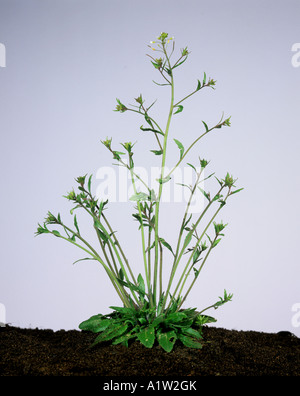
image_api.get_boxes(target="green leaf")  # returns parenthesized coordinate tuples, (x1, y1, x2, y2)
(69, 233, 76, 242)
(183, 231, 193, 249)
(109, 306, 135, 315)
(196, 79, 201, 91)
(172, 56, 188, 70)
(182, 213, 192, 230)
(173, 138, 184, 159)
(230, 188, 244, 195)
(182, 327, 202, 339)
(202, 120, 209, 132)
(195, 315, 217, 326)
(158, 331, 177, 352)
(52, 230, 61, 237)
(215, 176, 223, 187)
(203, 72, 207, 85)
(140, 125, 164, 136)
(150, 150, 163, 155)
(174, 105, 184, 115)
(152, 314, 165, 327)
(198, 187, 210, 201)
(112, 328, 137, 346)
(78, 315, 111, 333)
(137, 326, 155, 348)
(187, 163, 197, 173)
(116, 278, 144, 296)
(178, 334, 202, 349)
(165, 312, 187, 324)
(113, 151, 125, 161)
(129, 192, 149, 202)
(156, 294, 165, 317)
(151, 60, 160, 69)
(93, 217, 103, 231)
(73, 257, 95, 265)
(118, 268, 124, 281)
(87, 174, 92, 194)
(137, 273, 145, 295)
(97, 229, 109, 244)
(192, 248, 202, 264)
(93, 323, 128, 345)
(157, 175, 171, 184)
(73, 214, 80, 234)
(159, 238, 175, 256)
(35, 224, 50, 235)
(70, 204, 81, 215)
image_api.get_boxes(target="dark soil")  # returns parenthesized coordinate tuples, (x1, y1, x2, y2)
(0, 325, 299, 376)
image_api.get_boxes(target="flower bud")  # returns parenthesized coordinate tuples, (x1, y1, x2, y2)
(115, 99, 127, 112)
(66, 190, 76, 201)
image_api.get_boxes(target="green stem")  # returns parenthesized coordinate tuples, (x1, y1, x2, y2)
(81, 186, 136, 286)
(173, 81, 209, 108)
(53, 229, 130, 307)
(169, 205, 222, 309)
(79, 204, 140, 305)
(153, 42, 175, 307)
(173, 167, 204, 264)
(102, 213, 137, 285)
(129, 164, 151, 304)
(127, 108, 164, 151)
(163, 114, 224, 183)
(163, 186, 225, 310)
(147, 227, 152, 287)
(159, 240, 163, 299)
(171, 189, 231, 308)
(177, 236, 216, 310)
(94, 226, 117, 275)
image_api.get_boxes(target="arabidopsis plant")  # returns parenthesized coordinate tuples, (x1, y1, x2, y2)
(36, 33, 243, 352)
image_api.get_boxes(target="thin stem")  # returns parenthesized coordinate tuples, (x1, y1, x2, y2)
(163, 185, 225, 310)
(127, 108, 164, 151)
(173, 167, 204, 263)
(79, 204, 140, 305)
(173, 82, 209, 108)
(81, 186, 136, 285)
(129, 163, 151, 304)
(102, 213, 137, 285)
(147, 226, 152, 285)
(165, 129, 211, 180)
(168, 204, 222, 309)
(53, 228, 130, 307)
(159, 240, 163, 299)
(153, 42, 175, 307)
(94, 226, 117, 275)
(118, 157, 151, 194)
(171, 189, 231, 308)
(178, 236, 216, 310)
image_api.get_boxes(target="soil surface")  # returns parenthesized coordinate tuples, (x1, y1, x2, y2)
(0, 325, 299, 376)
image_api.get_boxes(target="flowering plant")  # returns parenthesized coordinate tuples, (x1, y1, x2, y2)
(36, 33, 243, 352)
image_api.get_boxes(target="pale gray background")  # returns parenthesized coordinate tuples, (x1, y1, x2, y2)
(0, 0, 299, 336)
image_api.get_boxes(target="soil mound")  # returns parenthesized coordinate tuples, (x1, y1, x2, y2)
(1, 325, 299, 376)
